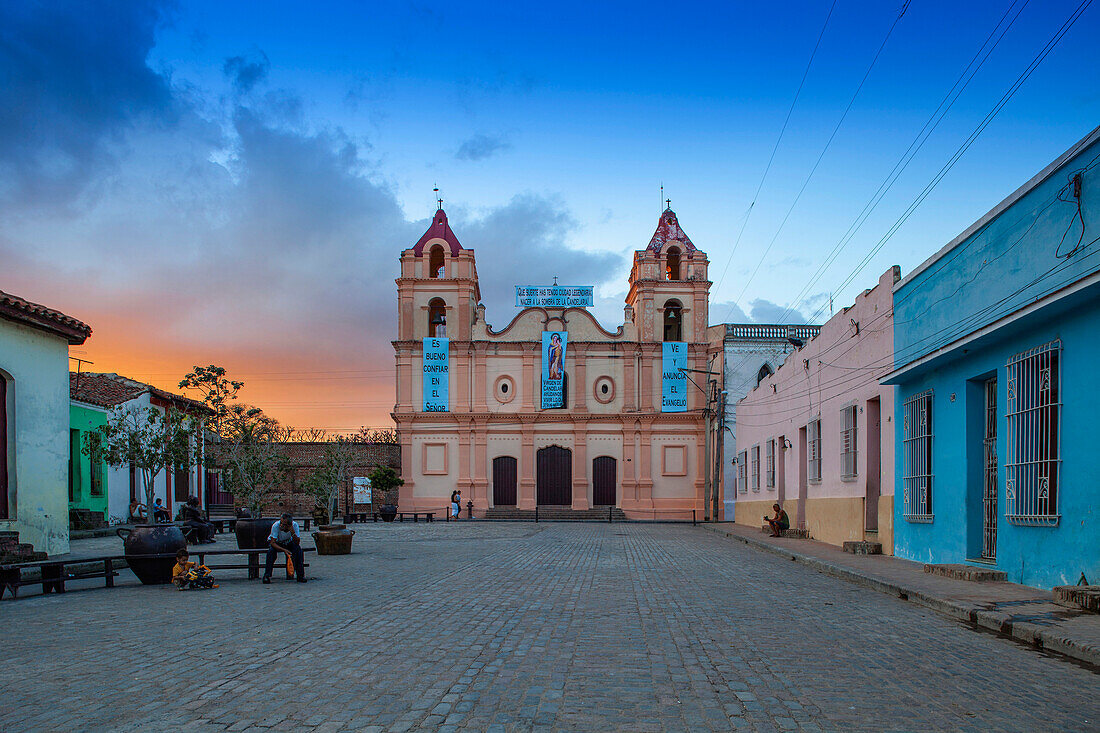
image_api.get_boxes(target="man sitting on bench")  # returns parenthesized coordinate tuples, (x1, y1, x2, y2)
(764, 503, 790, 537)
(263, 513, 307, 584)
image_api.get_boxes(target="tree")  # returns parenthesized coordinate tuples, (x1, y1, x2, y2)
(367, 465, 404, 509)
(217, 403, 292, 515)
(179, 365, 243, 439)
(301, 434, 356, 524)
(85, 405, 199, 522)
(352, 427, 398, 444)
(179, 366, 291, 515)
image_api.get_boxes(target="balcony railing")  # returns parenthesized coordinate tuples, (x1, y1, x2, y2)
(724, 323, 821, 341)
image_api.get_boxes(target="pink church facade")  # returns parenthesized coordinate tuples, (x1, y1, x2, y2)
(733, 267, 899, 551)
(392, 207, 720, 519)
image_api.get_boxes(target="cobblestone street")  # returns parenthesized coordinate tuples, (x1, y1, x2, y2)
(1, 523, 1096, 732)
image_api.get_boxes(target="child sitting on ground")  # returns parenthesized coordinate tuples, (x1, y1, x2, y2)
(172, 548, 195, 590)
(171, 548, 219, 590)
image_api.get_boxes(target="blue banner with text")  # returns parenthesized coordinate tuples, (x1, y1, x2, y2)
(422, 337, 449, 412)
(662, 342, 688, 412)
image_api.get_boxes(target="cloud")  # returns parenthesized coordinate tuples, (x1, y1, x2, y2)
(454, 133, 511, 161)
(223, 51, 270, 94)
(453, 194, 624, 324)
(748, 298, 807, 324)
(710, 300, 751, 324)
(0, 3, 624, 428)
(0, 0, 175, 209)
(709, 298, 817, 325)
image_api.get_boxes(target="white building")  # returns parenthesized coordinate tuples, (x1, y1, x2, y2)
(720, 323, 820, 520)
(69, 373, 212, 523)
(1, 290, 91, 555)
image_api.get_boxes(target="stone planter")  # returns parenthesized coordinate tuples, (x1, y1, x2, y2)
(234, 517, 275, 550)
(117, 524, 186, 585)
(312, 524, 355, 555)
(378, 504, 398, 522)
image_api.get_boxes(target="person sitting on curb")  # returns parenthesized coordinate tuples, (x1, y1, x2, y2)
(263, 513, 307, 584)
(152, 498, 171, 523)
(764, 503, 790, 537)
(129, 500, 147, 523)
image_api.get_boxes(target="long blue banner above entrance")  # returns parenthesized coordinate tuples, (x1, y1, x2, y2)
(541, 331, 568, 409)
(422, 337, 449, 412)
(516, 285, 594, 308)
(662, 342, 688, 412)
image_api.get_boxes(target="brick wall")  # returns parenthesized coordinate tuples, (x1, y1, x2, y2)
(256, 442, 401, 517)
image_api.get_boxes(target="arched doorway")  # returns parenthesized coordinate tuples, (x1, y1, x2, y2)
(592, 456, 617, 506)
(492, 456, 517, 506)
(536, 445, 572, 505)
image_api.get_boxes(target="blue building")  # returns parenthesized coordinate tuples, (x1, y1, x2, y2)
(883, 126, 1100, 589)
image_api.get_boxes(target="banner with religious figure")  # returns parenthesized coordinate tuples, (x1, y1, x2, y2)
(422, 337, 449, 412)
(541, 331, 569, 409)
(662, 342, 688, 412)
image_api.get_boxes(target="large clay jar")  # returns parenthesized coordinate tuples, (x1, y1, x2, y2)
(379, 504, 398, 523)
(312, 524, 355, 555)
(117, 525, 186, 585)
(235, 517, 274, 549)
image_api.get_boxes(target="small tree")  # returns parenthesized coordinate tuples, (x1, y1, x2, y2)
(367, 465, 403, 510)
(301, 434, 356, 524)
(218, 403, 292, 515)
(85, 405, 199, 523)
(179, 365, 243, 439)
(179, 366, 290, 516)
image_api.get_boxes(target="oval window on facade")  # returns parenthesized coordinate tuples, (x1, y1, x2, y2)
(593, 376, 615, 404)
(494, 375, 516, 404)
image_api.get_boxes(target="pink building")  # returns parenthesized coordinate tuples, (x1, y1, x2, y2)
(392, 206, 721, 519)
(733, 267, 899, 552)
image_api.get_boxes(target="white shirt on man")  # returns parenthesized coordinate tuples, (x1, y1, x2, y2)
(268, 520, 301, 544)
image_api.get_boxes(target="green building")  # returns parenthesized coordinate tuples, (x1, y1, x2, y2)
(69, 396, 109, 524)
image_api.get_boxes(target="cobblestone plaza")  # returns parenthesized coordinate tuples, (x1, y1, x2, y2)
(2, 523, 1096, 732)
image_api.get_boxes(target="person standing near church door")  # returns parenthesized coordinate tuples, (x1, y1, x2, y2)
(450, 489, 462, 520)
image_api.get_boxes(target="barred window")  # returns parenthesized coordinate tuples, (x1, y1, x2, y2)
(765, 439, 776, 489)
(840, 405, 858, 478)
(1005, 340, 1061, 525)
(902, 390, 933, 522)
(738, 450, 748, 493)
(750, 445, 760, 492)
(807, 419, 821, 483)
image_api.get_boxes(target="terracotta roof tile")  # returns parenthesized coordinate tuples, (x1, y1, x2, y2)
(70, 372, 213, 415)
(0, 289, 91, 344)
(647, 208, 696, 253)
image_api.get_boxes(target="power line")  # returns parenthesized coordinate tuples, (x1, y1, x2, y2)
(724, 0, 912, 320)
(773, 0, 1032, 325)
(808, 0, 1095, 323)
(712, 0, 839, 294)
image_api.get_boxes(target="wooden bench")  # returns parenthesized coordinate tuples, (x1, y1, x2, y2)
(345, 511, 434, 523)
(189, 548, 315, 580)
(0, 556, 124, 599)
(204, 517, 313, 534)
(0, 547, 317, 599)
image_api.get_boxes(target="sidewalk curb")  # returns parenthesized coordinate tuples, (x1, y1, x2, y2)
(699, 524, 1100, 668)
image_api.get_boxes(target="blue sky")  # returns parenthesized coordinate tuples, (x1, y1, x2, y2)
(2, 0, 1097, 428)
